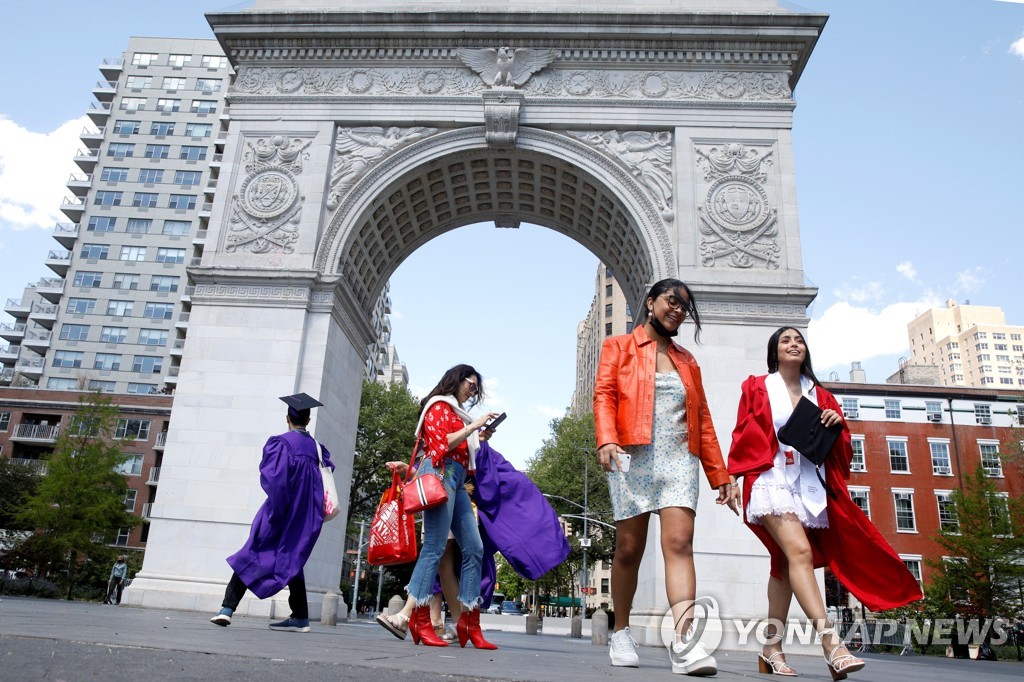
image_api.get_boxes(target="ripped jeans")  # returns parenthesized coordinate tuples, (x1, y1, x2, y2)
(404, 457, 483, 609)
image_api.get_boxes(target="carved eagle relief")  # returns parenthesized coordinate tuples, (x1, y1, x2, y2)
(458, 47, 557, 87)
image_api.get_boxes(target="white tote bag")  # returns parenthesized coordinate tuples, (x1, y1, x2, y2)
(318, 443, 341, 521)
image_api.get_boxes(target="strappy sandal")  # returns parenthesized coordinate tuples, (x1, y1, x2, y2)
(818, 628, 864, 680)
(376, 612, 409, 640)
(441, 624, 459, 641)
(758, 632, 797, 676)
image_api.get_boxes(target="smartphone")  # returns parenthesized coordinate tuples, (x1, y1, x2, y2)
(618, 453, 631, 473)
(485, 412, 507, 431)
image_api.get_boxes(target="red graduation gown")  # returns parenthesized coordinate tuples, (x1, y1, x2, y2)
(727, 375, 922, 612)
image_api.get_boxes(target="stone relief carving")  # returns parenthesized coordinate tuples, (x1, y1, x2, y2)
(457, 47, 557, 88)
(482, 89, 524, 147)
(569, 131, 674, 222)
(232, 66, 791, 102)
(326, 127, 437, 210)
(226, 135, 313, 255)
(694, 142, 779, 269)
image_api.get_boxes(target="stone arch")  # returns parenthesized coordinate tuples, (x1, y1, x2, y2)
(315, 126, 677, 316)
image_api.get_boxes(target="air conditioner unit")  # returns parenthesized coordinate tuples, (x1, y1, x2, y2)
(933, 466, 951, 475)
(927, 413, 943, 423)
(845, 409, 859, 420)
(978, 416, 992, 425)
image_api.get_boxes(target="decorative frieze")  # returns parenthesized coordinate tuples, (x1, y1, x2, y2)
(568, 131, 674, 222)
(526, 70, 790, 101)
(457, 47, 556, 88)
(326, 127, 438, 210)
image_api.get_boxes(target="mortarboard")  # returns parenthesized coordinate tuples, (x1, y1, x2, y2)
(279, 392, 323, 419)
(777, 396, 843, 497)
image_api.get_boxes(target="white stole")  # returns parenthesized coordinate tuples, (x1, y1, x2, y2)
(414, 395, 480, 471)
(765, 372, 827, 516)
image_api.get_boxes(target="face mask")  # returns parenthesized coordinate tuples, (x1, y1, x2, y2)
(649, 312, 678, 338)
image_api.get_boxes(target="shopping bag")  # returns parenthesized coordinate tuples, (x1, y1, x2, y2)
(318, 443, 340, 521)
(368, 467, 418, 566)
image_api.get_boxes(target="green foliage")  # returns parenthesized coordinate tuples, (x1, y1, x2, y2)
(0, 456, 42, 529)
(348, 380, 421, 527)
(13, 393, 140, 598)
(925, 465, 1024, 623)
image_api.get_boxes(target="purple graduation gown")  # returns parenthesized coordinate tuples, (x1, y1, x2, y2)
(226, 429, 334, 599)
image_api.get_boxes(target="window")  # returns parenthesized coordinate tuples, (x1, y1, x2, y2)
(848, 487, 870, 519)
(106, 300, 134, 317)
(975, 331, 988, 340)
(126, 75, 152, 89)
(990, 493, 1012, 535)
(112, 273, 140, 290)
(168, 194, 196, 210)
(156, 248, 185, 264)
(117, 454, 144, 476)
(107, 142, 135, 158)
(132, 191, 159, 208)
(884, 399, 901, 420)
(127, 383, 157, 395)
(0, 412, 10, 432)
(47, 378, 79, 390)
(144, 302, 174, 320)
(100, 326, 128, 343)
(119, 97, 146, 111)
(116, 419, 152, 441)
(196, 78, 222, 92)
(53, 350, 84, 368)
(119, 246, 146, 261)
(132, 356, 163, 374)
(893, 490, 917, 532)
(162, 76, 186, 91)
(936, 492, 959, 532)
(168, 54, 191, 67)
(144, 144, 169, 159)
(123, 489, 137, 512)
(190, 99, 217, 114)
(93, 353, 121, 371)
(185, 123, 212, 138)
(976, 343, 990, 351)
(155, 98, 180, 112)
(974, 404, 992, 424)
(979, 441, 1002, 477)
(66, 297, 96, 314)
(849, 437, 865, 472)
(138, 329, 168, 346)
(841, 397, 859, 418)
(81, 243, 109, 260)
(87, 216, 116, 233)
(73, 271, 103, 288)
(605, 322, 612, 336)
(888, 438, 909, 473)
(900, 556, 923, 588)
(925, 401, 943, 421)
(150, 121, 174, 136)
(993, 332, 1006, 340)
(59, 324, 90, 341)
(126, 218, 152, 234)
(162, 220, 190, 236)
(174, 170, 202, 186)
(601, 578, 609, 594)
(149, 275, 179, 292)
(94, 190, 123, 206)
(1013, 333, 1022, 341)
(114, 528, 131, 547)
(179, 145, 207, 161)
(100, 167, 129, 182)
(929, 440, 952, 475)
(138, 168, 163, 184)
(201, 55, 228, 68)
(604, 303, 613, 317)
(131, 52, 159, 66)
(87, 379, 114, 393)
(112, 120, 140, 134)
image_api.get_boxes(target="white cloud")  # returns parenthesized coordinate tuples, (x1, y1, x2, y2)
(1012, 34, 1024, 59)
(831, 279, 885, 304)
(807, 296, 942, 371)
(895, 261, 919, 284)
(0, 115, 87, 230)
(954, 267, 985, 293)
(535, 404, 566, 419)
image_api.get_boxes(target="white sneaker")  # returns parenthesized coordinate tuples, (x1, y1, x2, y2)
(609, 627, 640, 667)
(670, 638, 717, 676)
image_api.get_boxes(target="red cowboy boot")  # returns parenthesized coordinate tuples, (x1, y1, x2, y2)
(456, 608, 498, 650)
(409, 605, 448, 647)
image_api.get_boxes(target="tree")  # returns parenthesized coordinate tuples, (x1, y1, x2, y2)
(925, 465, 1024, 626)
(14, 394, 139, 598)
(0, 456, 42, 530)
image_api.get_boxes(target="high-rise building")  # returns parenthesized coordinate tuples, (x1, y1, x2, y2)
(570, 264, 633, 416)
(907, 300, 1024, 389)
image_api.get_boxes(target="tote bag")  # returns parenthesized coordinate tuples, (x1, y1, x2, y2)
(368, 467, 418, 565)
(318, 443, 341, 521)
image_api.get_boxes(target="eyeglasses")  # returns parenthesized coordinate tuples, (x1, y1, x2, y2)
(463, 379, 478, 395)
(660, 294, 690, 313)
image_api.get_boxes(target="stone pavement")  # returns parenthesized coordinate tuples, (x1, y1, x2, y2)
(0, 596, 1020, 682)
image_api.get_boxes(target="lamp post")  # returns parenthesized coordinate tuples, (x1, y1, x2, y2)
(350, 519, 366, 617)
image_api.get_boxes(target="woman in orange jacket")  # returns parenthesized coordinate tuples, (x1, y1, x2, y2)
(594, 278, 740, 674)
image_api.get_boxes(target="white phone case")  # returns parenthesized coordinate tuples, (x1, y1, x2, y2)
(618, 453, 631, 473)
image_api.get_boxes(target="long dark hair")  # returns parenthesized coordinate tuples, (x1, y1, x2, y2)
(645, 278, 703, 343)
(420, 364, 484, 414)
(766, 326, 821, 386)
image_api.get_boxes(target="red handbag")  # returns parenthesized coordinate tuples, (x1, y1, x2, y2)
(401, 438, 449, 513)
(367, 466, 418, 566)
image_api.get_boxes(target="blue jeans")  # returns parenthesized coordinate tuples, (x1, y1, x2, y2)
(405, 458, 483, 608)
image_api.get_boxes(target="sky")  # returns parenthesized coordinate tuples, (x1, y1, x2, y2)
(1, 1, 1022, 469)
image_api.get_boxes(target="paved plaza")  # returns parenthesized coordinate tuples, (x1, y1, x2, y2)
(0, 596, 1020, 681)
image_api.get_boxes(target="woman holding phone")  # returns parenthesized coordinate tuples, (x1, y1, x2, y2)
(594, 278, 740, 674)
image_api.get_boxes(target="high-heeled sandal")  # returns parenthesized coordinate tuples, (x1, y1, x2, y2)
(441, 624, 459, 642)
(758, 633, 798, 676)
(817, 628, 864, 681)
(375, 611, 409, 641)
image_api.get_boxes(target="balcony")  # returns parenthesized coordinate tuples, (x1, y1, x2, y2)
(164, 366, 180, 384)
(59, 196, 85, 220)
(66, 173, 92, 197)
(22, 330, 51, 352)
(99, 57, 123, 80)
(14, 358, 44, 378)
(155, 432, 168, 449)
(146, 466, 161, 485)
(188, 257, 202, 267)
(45, 250, 72, 277)
(92, 79, 118, 102)
(192, 229, 207, 245)
(10, 458, 48, 475)
(203, 179, 218, 194)
(4, 298, 30, 319)
(209, 153, 223, 167)
(86, 101, 111, 125)
(199, 202, 213, 218)
(73, 147, 99, 172)
(0, 344, 19, 363)
(29, 301, 59, 327)
(52, 222, 80, 249)
(11, 423, 59, 443)
(0, 368, 13, 384)
(179, 287, 193, 304)
(80, 126, 104, 148)
(0, 323, 26, 342)
(170, 338, 186, 357)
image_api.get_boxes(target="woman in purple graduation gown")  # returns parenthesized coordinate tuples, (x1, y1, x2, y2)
(209, 393, 334, 632)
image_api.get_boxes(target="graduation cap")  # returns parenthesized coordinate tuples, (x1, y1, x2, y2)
(777, 396, 843, 497)
(279, 393, 323, 420)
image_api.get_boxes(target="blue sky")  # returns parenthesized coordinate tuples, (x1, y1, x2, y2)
(1, 1, 1022, 468)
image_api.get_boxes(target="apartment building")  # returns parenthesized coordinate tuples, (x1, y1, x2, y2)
(570, 264, 633, 416)
(906, 299, 1024, 389)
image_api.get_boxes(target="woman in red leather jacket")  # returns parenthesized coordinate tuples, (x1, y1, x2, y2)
(594, 278, 740, 674)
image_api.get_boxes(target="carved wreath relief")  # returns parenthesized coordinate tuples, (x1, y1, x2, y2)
(569, 131, 674, 222)
(226, 135, 312, 254)
(695, 143, 778, 269)
(326, 127, 437, 210)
